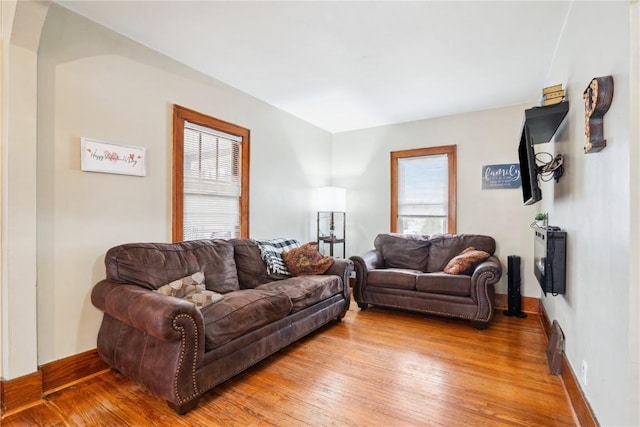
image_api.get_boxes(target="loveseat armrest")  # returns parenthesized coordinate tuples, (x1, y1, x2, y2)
(92, 280, 205, 343)
(469, 255, 503, 322)
(350, 249, 384, 272)
(350, 250, 384, 301)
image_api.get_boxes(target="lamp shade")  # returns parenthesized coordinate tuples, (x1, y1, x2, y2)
(317, 187, 346, 212)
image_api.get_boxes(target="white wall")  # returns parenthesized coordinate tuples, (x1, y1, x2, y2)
(539, 2, 637, 425)
(630, 1, 640, 421)
(1, 0, 49, 380)
(35, 4, 332, 365)
(332, 104, 541, 297)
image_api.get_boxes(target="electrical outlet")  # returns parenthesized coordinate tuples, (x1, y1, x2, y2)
(581, 360, 588, 386)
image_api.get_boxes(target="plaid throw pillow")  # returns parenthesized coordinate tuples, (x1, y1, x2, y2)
(253, 238, 301, 276)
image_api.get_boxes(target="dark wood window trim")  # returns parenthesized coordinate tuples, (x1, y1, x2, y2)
(172, 105, 250, 242)
(390, 145, 457, 234)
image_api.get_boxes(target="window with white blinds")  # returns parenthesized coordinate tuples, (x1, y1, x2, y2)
(172, 105, 250, 242)
(183, 122, 242, 240)
(391, 146, 456, 235)
(397, 154, 448, 235)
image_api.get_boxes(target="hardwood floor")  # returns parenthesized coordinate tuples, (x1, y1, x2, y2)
(3, 302, 577, 426)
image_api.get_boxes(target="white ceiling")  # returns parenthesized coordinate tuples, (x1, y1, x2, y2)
(55, 1, 572, 133)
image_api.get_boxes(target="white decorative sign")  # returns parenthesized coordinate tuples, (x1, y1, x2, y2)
(81, 138, 146, 176)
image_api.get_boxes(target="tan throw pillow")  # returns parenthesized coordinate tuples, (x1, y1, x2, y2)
(281, 242, 335, 276)
(443, 247, 490, 275)
(155, 272, 223, 309)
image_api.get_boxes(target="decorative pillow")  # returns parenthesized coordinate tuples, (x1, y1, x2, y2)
(443, 247, 491, 275)
(253, 238, 301, 276)
(155, 272, 223, 309)
(281, 242, 335, 276)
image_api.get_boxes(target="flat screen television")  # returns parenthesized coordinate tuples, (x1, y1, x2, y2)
(517, 127, 541, 205)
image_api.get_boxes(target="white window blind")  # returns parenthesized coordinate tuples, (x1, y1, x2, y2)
(182, 121, 242, 240)
(397, 154, 448, 235)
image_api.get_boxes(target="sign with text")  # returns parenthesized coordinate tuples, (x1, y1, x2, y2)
(482, 163, 521, 189)
(81, 138, 146, 177)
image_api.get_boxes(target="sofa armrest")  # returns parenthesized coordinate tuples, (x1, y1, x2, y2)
(324, 258, 354, 305)
(92, 280, 205, 343)
(324, 258, 353, 282)
(92, 280, 206, 409)
(469, 255, 502, 319)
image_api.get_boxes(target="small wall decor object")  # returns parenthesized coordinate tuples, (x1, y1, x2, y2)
(481, 163, 521, 189)
(81, 137, 146, 176)
(583, 75, 614, 153)
(531, 212, 549, 228)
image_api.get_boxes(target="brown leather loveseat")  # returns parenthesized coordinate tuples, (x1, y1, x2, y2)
(350, 233, 501, 329)
(91, 238, 352, 414)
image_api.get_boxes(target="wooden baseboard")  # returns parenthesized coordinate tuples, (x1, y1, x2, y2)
(494, 293, 541, 314)
(539, 302, 553, 338)
(1, 349, 107, 417)
(0, 370, 44, 416)
(41, 349, 109, 394)
(539, 304, 599, 427)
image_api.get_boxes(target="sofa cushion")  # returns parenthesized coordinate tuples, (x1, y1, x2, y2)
(373, 233, 430, 271)
(201, 289, 293, 350)
(104, 239, 240, 293)
(253, 238, 301, 276)
(367, 268, 419, 290)
(443, 247, 491, 275)
(256, 275, 342, 313)
(230, 239, 286, 289)
(281, 242, 334, 276)
(415, 272, 471, 296)
(426, 234, 495, 273)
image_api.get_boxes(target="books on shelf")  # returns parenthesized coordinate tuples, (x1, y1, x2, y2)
(543, 84, 563, 94)
(541, 84, 565, 106)
(543, 93, 565, 106)
(544, 90, 564, 99)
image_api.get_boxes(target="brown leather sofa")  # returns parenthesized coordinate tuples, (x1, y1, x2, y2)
(350, 233, 502, 329)
(91, 238, 352, 414)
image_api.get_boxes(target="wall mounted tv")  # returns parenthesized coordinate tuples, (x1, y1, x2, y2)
(518, 127, 541, 205)
(517, 101, 569, 206)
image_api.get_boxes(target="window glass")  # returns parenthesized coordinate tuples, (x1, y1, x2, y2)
(391, 146, 456, 235)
